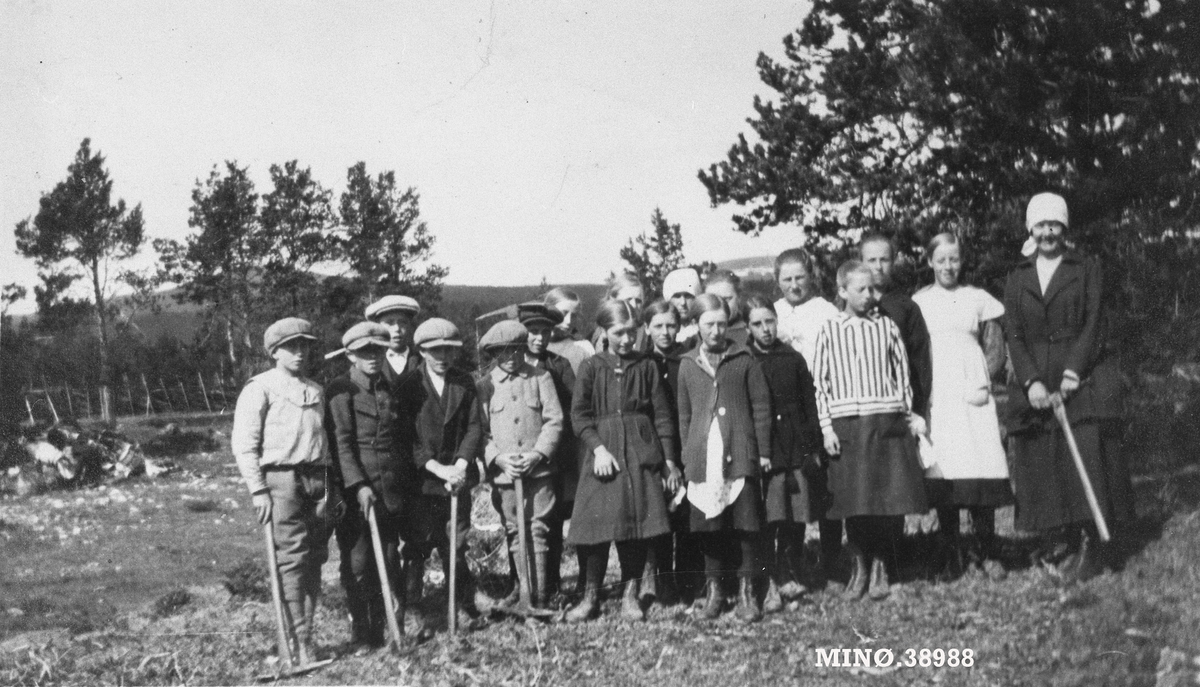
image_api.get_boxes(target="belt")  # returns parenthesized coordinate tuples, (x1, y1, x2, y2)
(262, 463, 330, 474)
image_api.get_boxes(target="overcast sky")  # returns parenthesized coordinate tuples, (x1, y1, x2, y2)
(1, 1, 812, 314)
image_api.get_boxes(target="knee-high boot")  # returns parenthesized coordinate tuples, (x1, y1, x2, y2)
(566, 546, 603, 622)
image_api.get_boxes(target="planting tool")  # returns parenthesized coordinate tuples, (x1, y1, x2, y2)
(1051, 394, 1111, 542)
(491, 476, 555, 620)
(367, 504, 406, 649)
(254, 524, 336, 681)
(263, 521, 295, 669)
(448, 489, 459, 634)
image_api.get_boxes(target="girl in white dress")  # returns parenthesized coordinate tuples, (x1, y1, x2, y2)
(912, 233, 1013, 577)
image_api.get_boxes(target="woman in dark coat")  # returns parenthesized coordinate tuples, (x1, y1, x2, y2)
(678, 294, 772, 623)
(1004, 192, 1133, 582)
(744, 295, 825, 610)
(565, 301, 679, 622)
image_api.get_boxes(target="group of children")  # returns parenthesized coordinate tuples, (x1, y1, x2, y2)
(232, 233, 1025, 659)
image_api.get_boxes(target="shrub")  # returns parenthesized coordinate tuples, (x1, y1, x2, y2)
(222, 557, 270, 602)
(152, 589, 192, 617)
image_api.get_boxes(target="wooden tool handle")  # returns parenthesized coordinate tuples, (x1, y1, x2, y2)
(263, 522, 295, 668)
(366, 505, 405, 648)
(1051, 395, 1112, 542)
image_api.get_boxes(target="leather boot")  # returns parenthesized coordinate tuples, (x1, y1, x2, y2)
(734, 576, 763, 623)
(640, 545, 659, 603)
(284, 598, 305, 665)
(620, 577, 645, 621)
(841, 544, 867, 601)
(701, 576, 724, 620)
(534, 552, 550, 608)
(296, 593, 317, 665)
(762, 577, 784, 614)
(778, 537, 808, 600)
(867, 557, 890, 601)
(566, 556, 601, 622)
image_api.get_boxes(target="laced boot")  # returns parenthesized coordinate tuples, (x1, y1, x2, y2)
(284, 598, 305, 666)
(534, 552, 550, 608)
(620, 576, 645, 621)
(762, 576, 784, 614)
(867, 557, 890, 601)
(566, 555, 601, 622)
(640, 545, 659, 603)
(296, 594, 318, 665)
(701, 576, 724, 620)
(734, 576, 763, 623)
(841, 544, 868, 601)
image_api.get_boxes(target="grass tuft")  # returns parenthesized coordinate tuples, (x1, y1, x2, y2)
(152, 589, 192, 617)
(222, 557, 270, 602)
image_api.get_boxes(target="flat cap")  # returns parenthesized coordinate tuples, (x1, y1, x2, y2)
(342, 322, 391, 352)
(662, 268, 700, 298)
(264, 317, 317, 353)
(413, 317, 463, 348)
(517, 301, 564, 328)
(364, 295, 421, 321)
(478, 320, 529, 351)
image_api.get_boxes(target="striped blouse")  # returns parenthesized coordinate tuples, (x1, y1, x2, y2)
(811, 310, 912, 430)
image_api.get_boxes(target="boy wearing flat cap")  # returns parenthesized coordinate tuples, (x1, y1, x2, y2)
(233, 317, 337, 664)
(399, 317, 486, 623)
(518, 302, 579, 601)
(365, 295, 423, 387)
(476, 319, 564, 607)
(326, 322, 427, 651)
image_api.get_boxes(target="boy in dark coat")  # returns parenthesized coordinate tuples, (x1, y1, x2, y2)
(400, 317, 486, 625)
(326, 322, 425, 652)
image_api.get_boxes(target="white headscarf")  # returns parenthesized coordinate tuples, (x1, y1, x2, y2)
(1022, 192, 1069, 257)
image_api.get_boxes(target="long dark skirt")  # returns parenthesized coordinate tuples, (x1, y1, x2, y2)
(826, 413, 927, 519)
(690, 478, 764, 533)
(1009, 420, 1134, 533)
(763, 467, 824, 524)
(925, 478, 1014, 509)
(568, 461, 671, 546)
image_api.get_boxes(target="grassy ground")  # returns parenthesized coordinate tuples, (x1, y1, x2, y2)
(1, 418, 1199, 686)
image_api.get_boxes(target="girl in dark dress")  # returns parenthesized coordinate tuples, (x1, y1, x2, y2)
(745, 296, 825, 612)
(1004, 193, 1133, 582)
(565, 301, 680, 622)
(638, 300, 701, 605)
(677, 294, 773, 623)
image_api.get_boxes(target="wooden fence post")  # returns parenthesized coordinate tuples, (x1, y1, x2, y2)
(197, 372, 213, 413)
(158, 378, 175, 413)
(140, 374, 153, 416)
(177, 378, 191, 411)
(84, 383, 93, 419)
(63, 383, 75, 419)
(124, 374, 137, 417)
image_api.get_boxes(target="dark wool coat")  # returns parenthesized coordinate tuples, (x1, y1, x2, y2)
(677, 341, 772, 483)
(534, 351, 582, 500)
(649, 344, 685, 464)
(879, 291, 933, 419)
(749, 340, 822, 470)
(567, 352, 675, 545)
(399, 363, 484, 497)
(325, 367, 416, 514)
(381, 348, 423, 390)
(1003, 251, 1131, 531)
(1003, 251, 1124, 432)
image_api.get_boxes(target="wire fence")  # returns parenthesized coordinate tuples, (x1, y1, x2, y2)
(21, 372, 239, 425)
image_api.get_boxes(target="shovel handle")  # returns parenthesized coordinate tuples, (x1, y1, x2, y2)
(514, 477, 534, 607)
(1051, 395, 1112, 542)
(263, 522, 295, 667)
(448, 490, 459, 634)
(366, 505, 405, 648)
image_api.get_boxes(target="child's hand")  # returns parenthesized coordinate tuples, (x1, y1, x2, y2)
(252, 492, 272, 524)
(519, 452, 543, 474)
(1059, 372, 1080, 398)
(356, 486, 376, 514)
(822, 428, 841, 456)
(593, 446, 621, 479)
(443, 461, 468, 492)
(664, 462, 683, 494)
(1027, 381, 1052, 409)
(907, 413, 928, 437)
(759, 456, 773, 473)
(495, 453, 522, 479)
